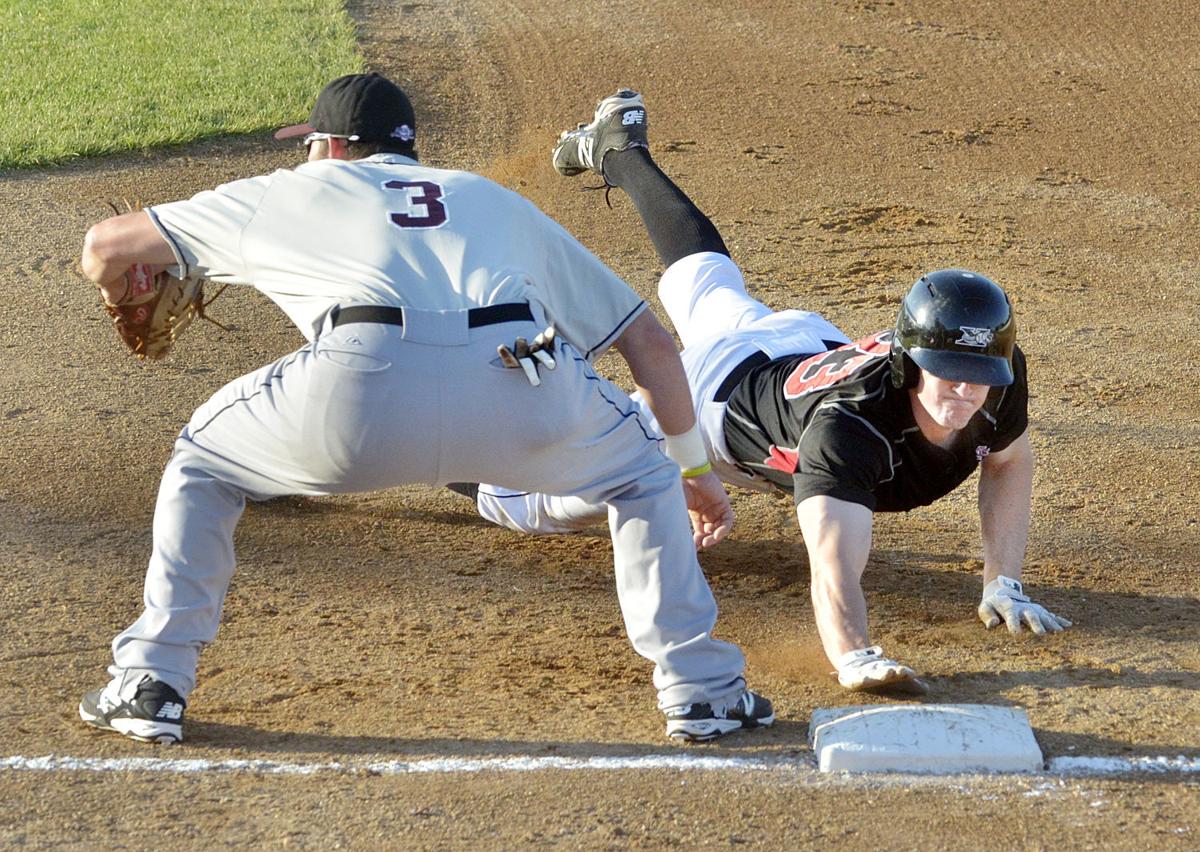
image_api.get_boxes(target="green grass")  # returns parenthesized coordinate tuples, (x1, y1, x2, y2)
(0, 0, 363, 169)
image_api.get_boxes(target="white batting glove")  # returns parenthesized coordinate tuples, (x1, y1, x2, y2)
(834, 646, 928, 694)
(498, 326, 557, 386)
(978, 575, 1072, 634)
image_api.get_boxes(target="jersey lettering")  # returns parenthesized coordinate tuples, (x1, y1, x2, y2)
(384, 180, 448, 229)
(783, 332, 891, 399)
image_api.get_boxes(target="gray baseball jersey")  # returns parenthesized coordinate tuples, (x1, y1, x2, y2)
(107, 156, 747, 714)
(150, 154, 644, 356)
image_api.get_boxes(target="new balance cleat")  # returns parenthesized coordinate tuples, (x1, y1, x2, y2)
(79, 674, 186, 744)
(552, 89, 649, 180)
(665, 689, 775, 742)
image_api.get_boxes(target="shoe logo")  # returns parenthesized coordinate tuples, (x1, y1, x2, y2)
(622, 109, 645, 126)
(156, 702, 184, 720)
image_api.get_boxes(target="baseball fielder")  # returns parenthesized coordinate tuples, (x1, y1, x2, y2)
(76, 74, 774, 744)
(470, 90, 1072, 694)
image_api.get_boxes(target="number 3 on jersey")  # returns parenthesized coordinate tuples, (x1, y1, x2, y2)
(385, 180, 448, 229)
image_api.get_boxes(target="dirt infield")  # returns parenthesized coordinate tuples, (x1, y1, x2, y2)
(1, 0, 1197, 846)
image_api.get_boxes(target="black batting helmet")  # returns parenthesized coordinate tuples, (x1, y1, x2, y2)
(889, 269, 1016, 388)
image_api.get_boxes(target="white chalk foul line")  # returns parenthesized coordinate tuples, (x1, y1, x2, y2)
(1047, 755, 1200, 775)
(0, 754, 796, 777)
(2, 753, 1199, 777)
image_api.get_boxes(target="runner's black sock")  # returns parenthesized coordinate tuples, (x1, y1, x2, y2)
(603, 148, 729, 268)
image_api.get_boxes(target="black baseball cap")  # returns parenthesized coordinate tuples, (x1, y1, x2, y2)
(274, 72, 416, 146)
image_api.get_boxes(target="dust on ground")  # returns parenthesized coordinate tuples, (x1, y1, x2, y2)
(1, 0, 1197, 846)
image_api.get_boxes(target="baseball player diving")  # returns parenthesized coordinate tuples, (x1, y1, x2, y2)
(468, 89, 1073, 695)
(76, 73, 774, 744)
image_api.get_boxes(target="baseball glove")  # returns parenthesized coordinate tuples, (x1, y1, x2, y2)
(98, 202, 225, 360)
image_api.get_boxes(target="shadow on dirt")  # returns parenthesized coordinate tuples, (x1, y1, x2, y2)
(179, 718, 809, 757)
(251, 493, 497, 529)
(1035, 729, 1200, 773)
(9, 504, 1195, 645)
(699, 538, 1198, 644)
(940, 666, 1197, 695)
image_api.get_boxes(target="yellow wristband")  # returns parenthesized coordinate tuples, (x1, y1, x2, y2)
(681, 461, 713, 478)
(664, 425, 708, 472)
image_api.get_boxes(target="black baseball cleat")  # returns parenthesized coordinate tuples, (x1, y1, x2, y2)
(446, 482, 480, 501)
(79, 675, 186, 744)
(665, 689, 775, 743)
(552, 89, 649, 181)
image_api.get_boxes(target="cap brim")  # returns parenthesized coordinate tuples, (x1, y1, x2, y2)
(274, 123, 316, 140)
(909, 349, 1014, 386)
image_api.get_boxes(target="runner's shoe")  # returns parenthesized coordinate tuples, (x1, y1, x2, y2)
(552, 89, 649, 181)
(665, 689, 775, 742)
(79, 674, 186, 744)
(446, 482, 480, 501)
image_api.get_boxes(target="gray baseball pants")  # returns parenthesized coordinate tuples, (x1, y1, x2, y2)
(108, 304, 746, 712)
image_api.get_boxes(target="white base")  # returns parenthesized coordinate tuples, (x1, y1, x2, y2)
(809, 704, 1044, 774)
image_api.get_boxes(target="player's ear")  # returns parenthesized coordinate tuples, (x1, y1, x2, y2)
(328, 137, 351, 160)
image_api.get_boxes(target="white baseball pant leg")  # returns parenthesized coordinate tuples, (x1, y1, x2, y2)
(108, 305, 746, 711)
(477, 252, 850, 532)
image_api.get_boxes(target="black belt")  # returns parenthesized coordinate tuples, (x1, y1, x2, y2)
(332, 303, 534, 329)
(712, 340, 845, 403)
(714, 351, 771, 402)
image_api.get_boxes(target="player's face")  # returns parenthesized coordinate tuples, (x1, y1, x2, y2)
(912, 370, 990, 432)
(306, 137, 330, 162)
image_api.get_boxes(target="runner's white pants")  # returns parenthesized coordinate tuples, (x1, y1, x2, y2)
(478, 252, 849, 528)
(109, 303, 747, 711)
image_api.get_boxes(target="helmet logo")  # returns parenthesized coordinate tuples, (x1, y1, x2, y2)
(956, 326, 995, 347)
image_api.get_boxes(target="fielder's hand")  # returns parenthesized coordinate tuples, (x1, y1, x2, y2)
(498, 325, 556, 386)
(978, 575, 1072, 634)
(681, 470, 733, 549)
(834, 646, 929, 695)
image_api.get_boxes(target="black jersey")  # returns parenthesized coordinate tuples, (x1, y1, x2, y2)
(722, 331, 1028, 512)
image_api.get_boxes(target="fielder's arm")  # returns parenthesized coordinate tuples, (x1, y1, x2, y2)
(82, 211, 175, 300)
(613, 311, 733, 548)
(795, 495, 874, 665)
(612, 311, 695, 435)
